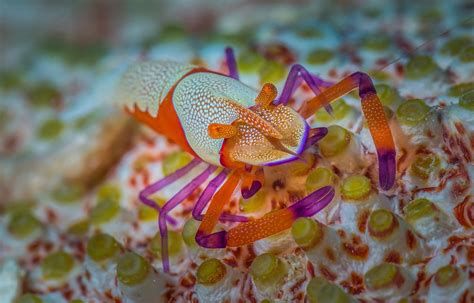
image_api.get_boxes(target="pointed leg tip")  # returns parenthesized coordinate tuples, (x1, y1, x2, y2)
(324, 104, 334, 116)
(317, 127, 328, 136)
(241, 181, 262, 199)
(314, 185, 335, 197)
(380, 174, 396, 191)
(305, 127, 328, 148)
(378, 149, 396, 191)
(196, 230, 227, 249)
(290, 185, 335, 218)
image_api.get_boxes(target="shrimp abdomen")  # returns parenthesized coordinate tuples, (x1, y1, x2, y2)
(116, 60, 195, 117)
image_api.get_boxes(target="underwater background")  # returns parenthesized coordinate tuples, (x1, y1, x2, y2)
(0, 0, 473, 302)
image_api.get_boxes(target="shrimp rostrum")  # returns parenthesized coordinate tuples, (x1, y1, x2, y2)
(116, 48, 396, 272)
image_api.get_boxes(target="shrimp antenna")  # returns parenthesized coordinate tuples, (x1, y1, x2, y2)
(379, 15, 473, 71)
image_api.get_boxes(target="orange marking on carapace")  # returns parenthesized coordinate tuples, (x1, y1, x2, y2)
(227, 208, 296, 246)
(198, 172, 241, 235)
(127, 98, 197, 157)
(219, 132, 246, 169)
(125, 68, 210, 158)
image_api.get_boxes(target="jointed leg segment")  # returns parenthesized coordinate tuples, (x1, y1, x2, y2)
(138, 159, 202, 225)
(305, 127, 329, 148)
(299, 71, 396, 190)
(157, 165, 217, 272)
(196, 186, 335, 248)
(228, 185, 335, 246)
(240, 166, 264, 199)
(195, 172, 241, 248)
(192, 169, 248, 222)
(276, 64, 333, 111)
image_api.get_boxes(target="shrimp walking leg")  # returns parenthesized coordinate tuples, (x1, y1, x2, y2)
(304, 127, 329, 148)
(225, 47, 239, 80)
(196, 186, 335, 248)
(276, 64, 333, 110)
(195, 172, 241, 248)
(138, 159, 202, 225)
(157, 165, 217, 272)
(192, 169, 248, 222)
(299, 72, 396, 190)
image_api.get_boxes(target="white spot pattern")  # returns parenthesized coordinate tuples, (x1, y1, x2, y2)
(115, 62, 308, 167)
(252, 105, 306, 148)
(115, 61, 194, 117)
(173, 72, 258, 165)
(231, 123, 292, 164)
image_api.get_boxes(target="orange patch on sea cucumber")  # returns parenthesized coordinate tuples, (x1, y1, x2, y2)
(406, 230, 417, 250)
(319, 264, 337, 281)
(341, 235, 369, 260)
(384, 251, 402, 264)
(324, 247, 336, 262)
(357, 209, 370, 233)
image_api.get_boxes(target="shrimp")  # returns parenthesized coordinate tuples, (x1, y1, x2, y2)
(115, 47, 396, 272)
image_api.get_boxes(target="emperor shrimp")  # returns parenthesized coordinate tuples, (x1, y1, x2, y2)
(115, 47, 396, 272)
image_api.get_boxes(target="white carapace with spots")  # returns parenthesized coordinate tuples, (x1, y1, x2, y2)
(116, 60, 308, 167)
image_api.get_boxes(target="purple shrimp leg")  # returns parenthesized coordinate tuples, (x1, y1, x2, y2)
(225, 47, 239, 80)
(275, 64, 333, 113)
(159, 165, 217, 272)
(304, 127, 329, 149)
(138, 159, 201, 225)
(288, 186, 335, 217)
(311, 73, 334, 88)
(241, 179, 262, 199)
(192, 169, 248, 223)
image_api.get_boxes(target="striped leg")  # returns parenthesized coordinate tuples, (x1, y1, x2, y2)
(158, 165, 217, 272)
(299, 72, 396, 190)
(196, 186, 335, 248)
